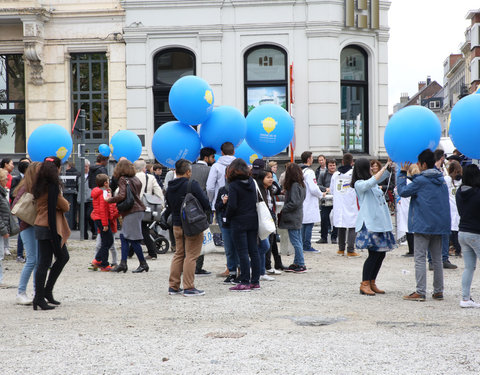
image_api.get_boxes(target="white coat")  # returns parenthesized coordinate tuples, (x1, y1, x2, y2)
(396, 185, 410, 237)
(135, 172, 164, 205)
(330, 168, 358, 228)
(445, 175, 461, 231)
(302, 167, 323, 224)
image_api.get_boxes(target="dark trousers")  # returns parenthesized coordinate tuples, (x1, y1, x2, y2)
(81, 202, 95, 239)
(362, 250, 386, 281)
(95, 220, 113, 267)
(64, 193, 78, 230)
(320, 206, 337, 241)
(141, 221, 157, 257)
(196, 255, 205, 272)
(450, 230, 461, 255)
(337, 227, 356, 252)
(232, 228, 260, 285)
(265, 232, 283, 270)
(120, 234, 145, 262)
(406, 232, 414, 254)
(35, 239, 69, 302)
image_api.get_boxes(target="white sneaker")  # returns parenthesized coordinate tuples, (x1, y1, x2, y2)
(16, 292, 33, 305)
(266, 268, 282, 275)
(260, 274, 275, 281)
(460, 299, 480, 308)
(4, 249, 11, 256)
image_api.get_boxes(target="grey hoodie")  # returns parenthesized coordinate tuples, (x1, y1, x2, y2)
(206, 155, 236, 209)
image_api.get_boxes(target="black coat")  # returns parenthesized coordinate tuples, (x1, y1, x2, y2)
(225, 177, 258, 231)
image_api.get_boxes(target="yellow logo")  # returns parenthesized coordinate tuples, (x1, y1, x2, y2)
(249, 154, 259, 164)
(109, 144, 114, 154)
(262, 117, 277, 134)
(204, 90, 213, 105)
(56, 147, 67, 159)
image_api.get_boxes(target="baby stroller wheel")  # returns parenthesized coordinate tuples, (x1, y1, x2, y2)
(155, 237, 170, 254)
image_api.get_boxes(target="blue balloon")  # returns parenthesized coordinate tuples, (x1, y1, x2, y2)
(449, 94, 480, 159)
(152, 121, 201, 168)
(110, 130, 142, 162)
(384, 106, 441, 163)
(245, 104, 294, 157)
(200, 106, 246, 153)
(98, 144, 111, 157)
(235, 141, 263, 166)
(27, 123, 73, 163)
(169, 76, 214, 125)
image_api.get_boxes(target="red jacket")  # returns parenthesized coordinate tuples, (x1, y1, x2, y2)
(91, 187, 119, 231)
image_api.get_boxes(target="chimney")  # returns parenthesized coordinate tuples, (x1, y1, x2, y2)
(418, 81, 426, 91)
(400, 93, 409, 104)
(426, 76, 431, 86)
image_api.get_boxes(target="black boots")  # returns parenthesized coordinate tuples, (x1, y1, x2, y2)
(44, 290, 61, 305)
(132, 261, 149, 273)
(33, 298, 55, 311)
(113, 260, 128, 273)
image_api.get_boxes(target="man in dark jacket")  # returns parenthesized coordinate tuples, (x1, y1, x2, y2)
(165, 159, 210, 297)
(88, 155, 109, 189)
(316, 159, 337, 244)
(398, 149, 450, 302)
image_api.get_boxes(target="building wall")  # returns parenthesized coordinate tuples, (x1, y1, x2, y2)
(122, 0, 391, 159)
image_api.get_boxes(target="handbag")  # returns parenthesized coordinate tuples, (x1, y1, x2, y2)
(116, 178, 134, 213)
(142, 175, 164, 222)
(254, 180, 276, 240)
(11, 192, 37, 225)
(9, 213, 20, 236)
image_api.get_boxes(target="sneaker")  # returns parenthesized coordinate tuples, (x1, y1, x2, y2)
(315, 239, 328, 244)
(460, 298, 480, 308)
(402, 292, 426, 301)
(250, 283, 261, 290)
(336, 250, 345, 256)
(284, 264, 298, 273)
(145, 255, 157, 260)
(100, 265, 113, 272)
(16, 292, 33, 305)
(168, 287, 184, 295)
(432, 292, 444, 300)
(260, 274, 275, 281)
(443, 260, 458, 269)
(304, 247, 320, 253)
(293, 265, 307, 273)
(4, 249, 11, 256)
(223, 274, 237, 284)
(266, 268, 282, 275)
(195, 269, 212, 276)
(229, 284, 251, 292)
(331, 239, 338, 244)
(347, 252, 361, 257)
(183, 288, 205, 297)
(16, 256, 26, 263)
(402, 252, 414, 257)
(91, 259, 102, 268)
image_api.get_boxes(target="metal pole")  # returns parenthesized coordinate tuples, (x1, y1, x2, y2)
(79, 109, 86, 241)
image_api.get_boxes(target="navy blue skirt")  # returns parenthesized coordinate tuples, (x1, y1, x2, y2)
(355, 224, 397, 252)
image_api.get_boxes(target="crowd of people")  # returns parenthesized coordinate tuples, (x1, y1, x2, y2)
(1, 143, 480, 309)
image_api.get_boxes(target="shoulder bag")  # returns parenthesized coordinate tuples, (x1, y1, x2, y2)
(116, 178, 134, 213)
(11, 192, 37, 226)
(254, 180, 276, 240)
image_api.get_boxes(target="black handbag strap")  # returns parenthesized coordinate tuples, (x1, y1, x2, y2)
(144, 174, 148, 193)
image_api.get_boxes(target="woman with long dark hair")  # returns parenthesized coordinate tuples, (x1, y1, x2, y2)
(107, 159, 148, 273)
(351, 158, 396, 296)
(32, 157, 70, 310)
(225, 158, 260, 291)
(278, 163, 307, 273)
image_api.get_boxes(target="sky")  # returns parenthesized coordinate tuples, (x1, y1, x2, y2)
(388, 0, 479, 113)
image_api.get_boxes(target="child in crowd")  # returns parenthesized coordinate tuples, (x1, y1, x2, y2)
(90, 174, 118, 271)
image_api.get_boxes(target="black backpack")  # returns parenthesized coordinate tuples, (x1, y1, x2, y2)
(181, 180, 209, 236)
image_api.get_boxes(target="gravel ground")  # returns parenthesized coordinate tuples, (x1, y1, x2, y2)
(1, 235, 479, 375)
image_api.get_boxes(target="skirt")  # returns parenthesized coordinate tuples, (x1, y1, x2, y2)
(355, 224, 397, 252)
(121, 211, 144, 241)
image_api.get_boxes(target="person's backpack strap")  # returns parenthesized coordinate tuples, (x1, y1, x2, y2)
(144, 173, 148, 193)
(187, 179, 193, 194)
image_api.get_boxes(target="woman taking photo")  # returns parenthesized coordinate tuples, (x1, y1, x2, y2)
(107, 159, 148, 273)
(225, 158, 260, 291)
(278, 163, 307, 273)
(32, 157, 70, 310)
(12, 162, 40, 305)
(456, 164, 480, 308)
(352, 158, 396, 296)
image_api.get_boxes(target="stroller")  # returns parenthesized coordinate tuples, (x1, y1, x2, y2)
(142, 194, 172, 254)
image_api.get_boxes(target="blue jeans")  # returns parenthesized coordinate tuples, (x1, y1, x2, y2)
(18, 227, 38, 293)
(231, 228, 260, 285)
(220, 223, 239, 274)
(95, 220, 113, 267)
(258, 238, 270, 275)
(459, 231, 480, 300)
(427, 232, 449, 263)
(301, 223, 314, 250)
(288, 229, 305, 266)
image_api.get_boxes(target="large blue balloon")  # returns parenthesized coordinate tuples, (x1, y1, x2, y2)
(245, 104, 294, 157)
(449, 94, 480, 159)
(200, 106, 246, 153)
(27, 123, 73, 163)
(110, 130, 142, 162)
(169, 76, 214, 125)
(98, 144, 111, 157)
(384, 106, 441, 163)
(152, 121, 201, 168)
(235, 141, 263, 166)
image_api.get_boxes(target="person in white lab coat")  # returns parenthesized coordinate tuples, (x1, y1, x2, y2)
(330, 153, 359, 257)
(300, 151, 323, 253)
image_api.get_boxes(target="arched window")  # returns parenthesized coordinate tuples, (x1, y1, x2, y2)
(244, 45, 288, 114)
(340, 46, 368, 153)
(153, 48, 196, 131)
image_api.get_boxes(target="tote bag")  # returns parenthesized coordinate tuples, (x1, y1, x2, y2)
(11, 192, 37, 226)
(200, 227, 216, 255)
(254, 180, 276, 240)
